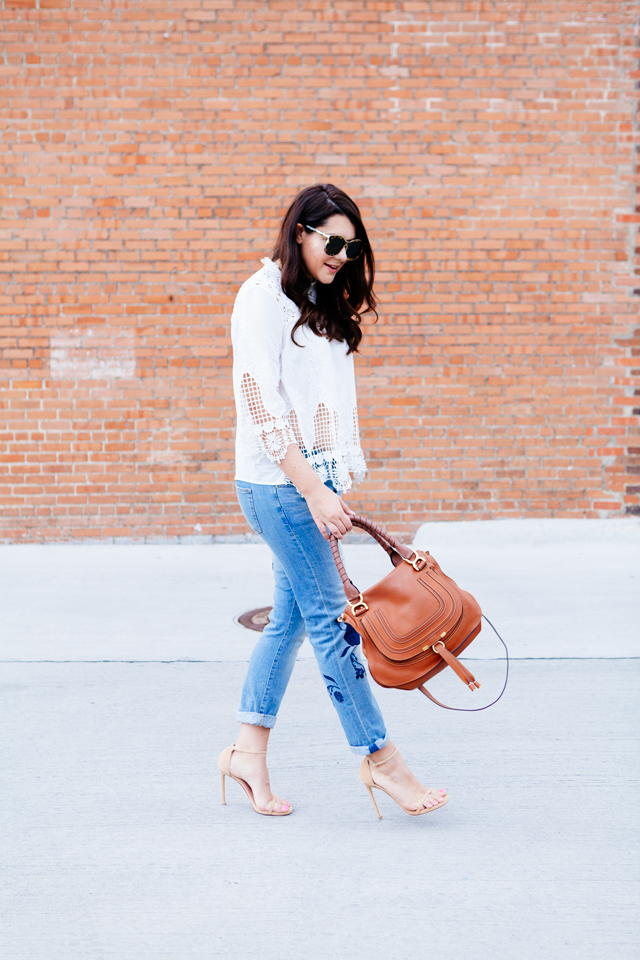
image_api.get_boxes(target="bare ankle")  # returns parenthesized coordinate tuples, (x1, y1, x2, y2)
(235, 722, 271, 754)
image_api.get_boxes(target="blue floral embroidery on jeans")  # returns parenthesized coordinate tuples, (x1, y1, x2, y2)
(323, 675, 344, 703)
(341, 624, 361, 650)
(340, 623, 365, 679)
(350, 651, 365, 680)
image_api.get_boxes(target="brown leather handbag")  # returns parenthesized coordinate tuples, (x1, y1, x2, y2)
(330, 515, 508, 711)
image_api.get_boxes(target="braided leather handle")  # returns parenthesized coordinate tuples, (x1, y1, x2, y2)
(330, 515, 414, 601)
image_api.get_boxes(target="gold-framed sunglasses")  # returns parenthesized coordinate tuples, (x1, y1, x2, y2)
(305, 225, 364, 261)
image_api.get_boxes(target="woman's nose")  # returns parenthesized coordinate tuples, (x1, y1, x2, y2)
(336, 246, 349, 263)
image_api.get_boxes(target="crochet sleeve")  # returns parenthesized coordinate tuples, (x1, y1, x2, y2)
(232, 284, 297, 464)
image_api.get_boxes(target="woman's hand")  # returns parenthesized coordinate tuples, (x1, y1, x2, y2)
(276, 443, 353, 539)
(305, 485, 353, 541)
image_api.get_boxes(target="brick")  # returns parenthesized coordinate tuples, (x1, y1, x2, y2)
(0, 0, 637, 542)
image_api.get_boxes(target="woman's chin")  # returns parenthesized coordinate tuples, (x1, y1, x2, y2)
(317, 266, 340, 284)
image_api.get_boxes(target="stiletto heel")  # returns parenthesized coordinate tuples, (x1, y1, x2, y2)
(220, 771, 226, 805)
(365, 783, 383, 820)
(218, 744, 292, 817)
(359, 747, 449, 819)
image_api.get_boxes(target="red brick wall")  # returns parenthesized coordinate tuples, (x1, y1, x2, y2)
(1, 0, 638, 541)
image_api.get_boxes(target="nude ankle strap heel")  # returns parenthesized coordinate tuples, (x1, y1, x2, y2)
(360, 747, 397, 819)
(218, 744, 292, 817)
(359, 747, 450, 819)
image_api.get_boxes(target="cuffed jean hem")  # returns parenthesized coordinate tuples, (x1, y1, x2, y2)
(350, 733, 390, 757)
(236, 710, 278, 729)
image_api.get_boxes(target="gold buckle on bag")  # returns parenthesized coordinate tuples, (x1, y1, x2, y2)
(403, 550, 428, 573)
(346, 594, 369, 618)
(423, 632, 447, 653)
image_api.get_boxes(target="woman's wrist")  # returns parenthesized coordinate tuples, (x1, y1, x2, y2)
(277, 443, 325, 498)
(295, 473, 325, 500)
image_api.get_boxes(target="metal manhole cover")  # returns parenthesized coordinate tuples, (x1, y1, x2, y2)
(237, 607, 273, 632)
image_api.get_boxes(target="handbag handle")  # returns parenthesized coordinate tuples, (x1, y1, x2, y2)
(329, 514, 413, 601)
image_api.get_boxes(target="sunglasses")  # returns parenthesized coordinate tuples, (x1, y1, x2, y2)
(305, 225, 364, 261)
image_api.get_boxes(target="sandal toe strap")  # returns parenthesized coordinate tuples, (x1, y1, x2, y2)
(419, 789, 443, 810)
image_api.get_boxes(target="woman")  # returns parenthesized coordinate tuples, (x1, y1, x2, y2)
(219, 184, 449, 819)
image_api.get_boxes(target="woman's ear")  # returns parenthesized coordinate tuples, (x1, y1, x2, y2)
(295, 223, 305, 245)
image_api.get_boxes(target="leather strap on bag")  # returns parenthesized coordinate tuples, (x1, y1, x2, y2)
(418, 615, 509, 712)
(431, 640, 481, 690)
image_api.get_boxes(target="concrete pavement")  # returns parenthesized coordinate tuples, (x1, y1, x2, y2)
(2, 518, 638, 662)
(1, 519, 638, 959)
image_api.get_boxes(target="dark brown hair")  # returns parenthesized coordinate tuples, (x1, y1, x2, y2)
(271, 183, 377, 353)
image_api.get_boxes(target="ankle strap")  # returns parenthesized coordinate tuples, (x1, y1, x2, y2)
(232, 745, 267, 755)
(369, 746, 397, 767)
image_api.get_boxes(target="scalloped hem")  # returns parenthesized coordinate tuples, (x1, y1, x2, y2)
(308, 452, 367, 492)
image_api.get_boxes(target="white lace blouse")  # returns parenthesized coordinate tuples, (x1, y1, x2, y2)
(231, 258, 367, 491)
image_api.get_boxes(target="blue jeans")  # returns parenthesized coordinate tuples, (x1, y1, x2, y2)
(235, 481, 389, 756)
